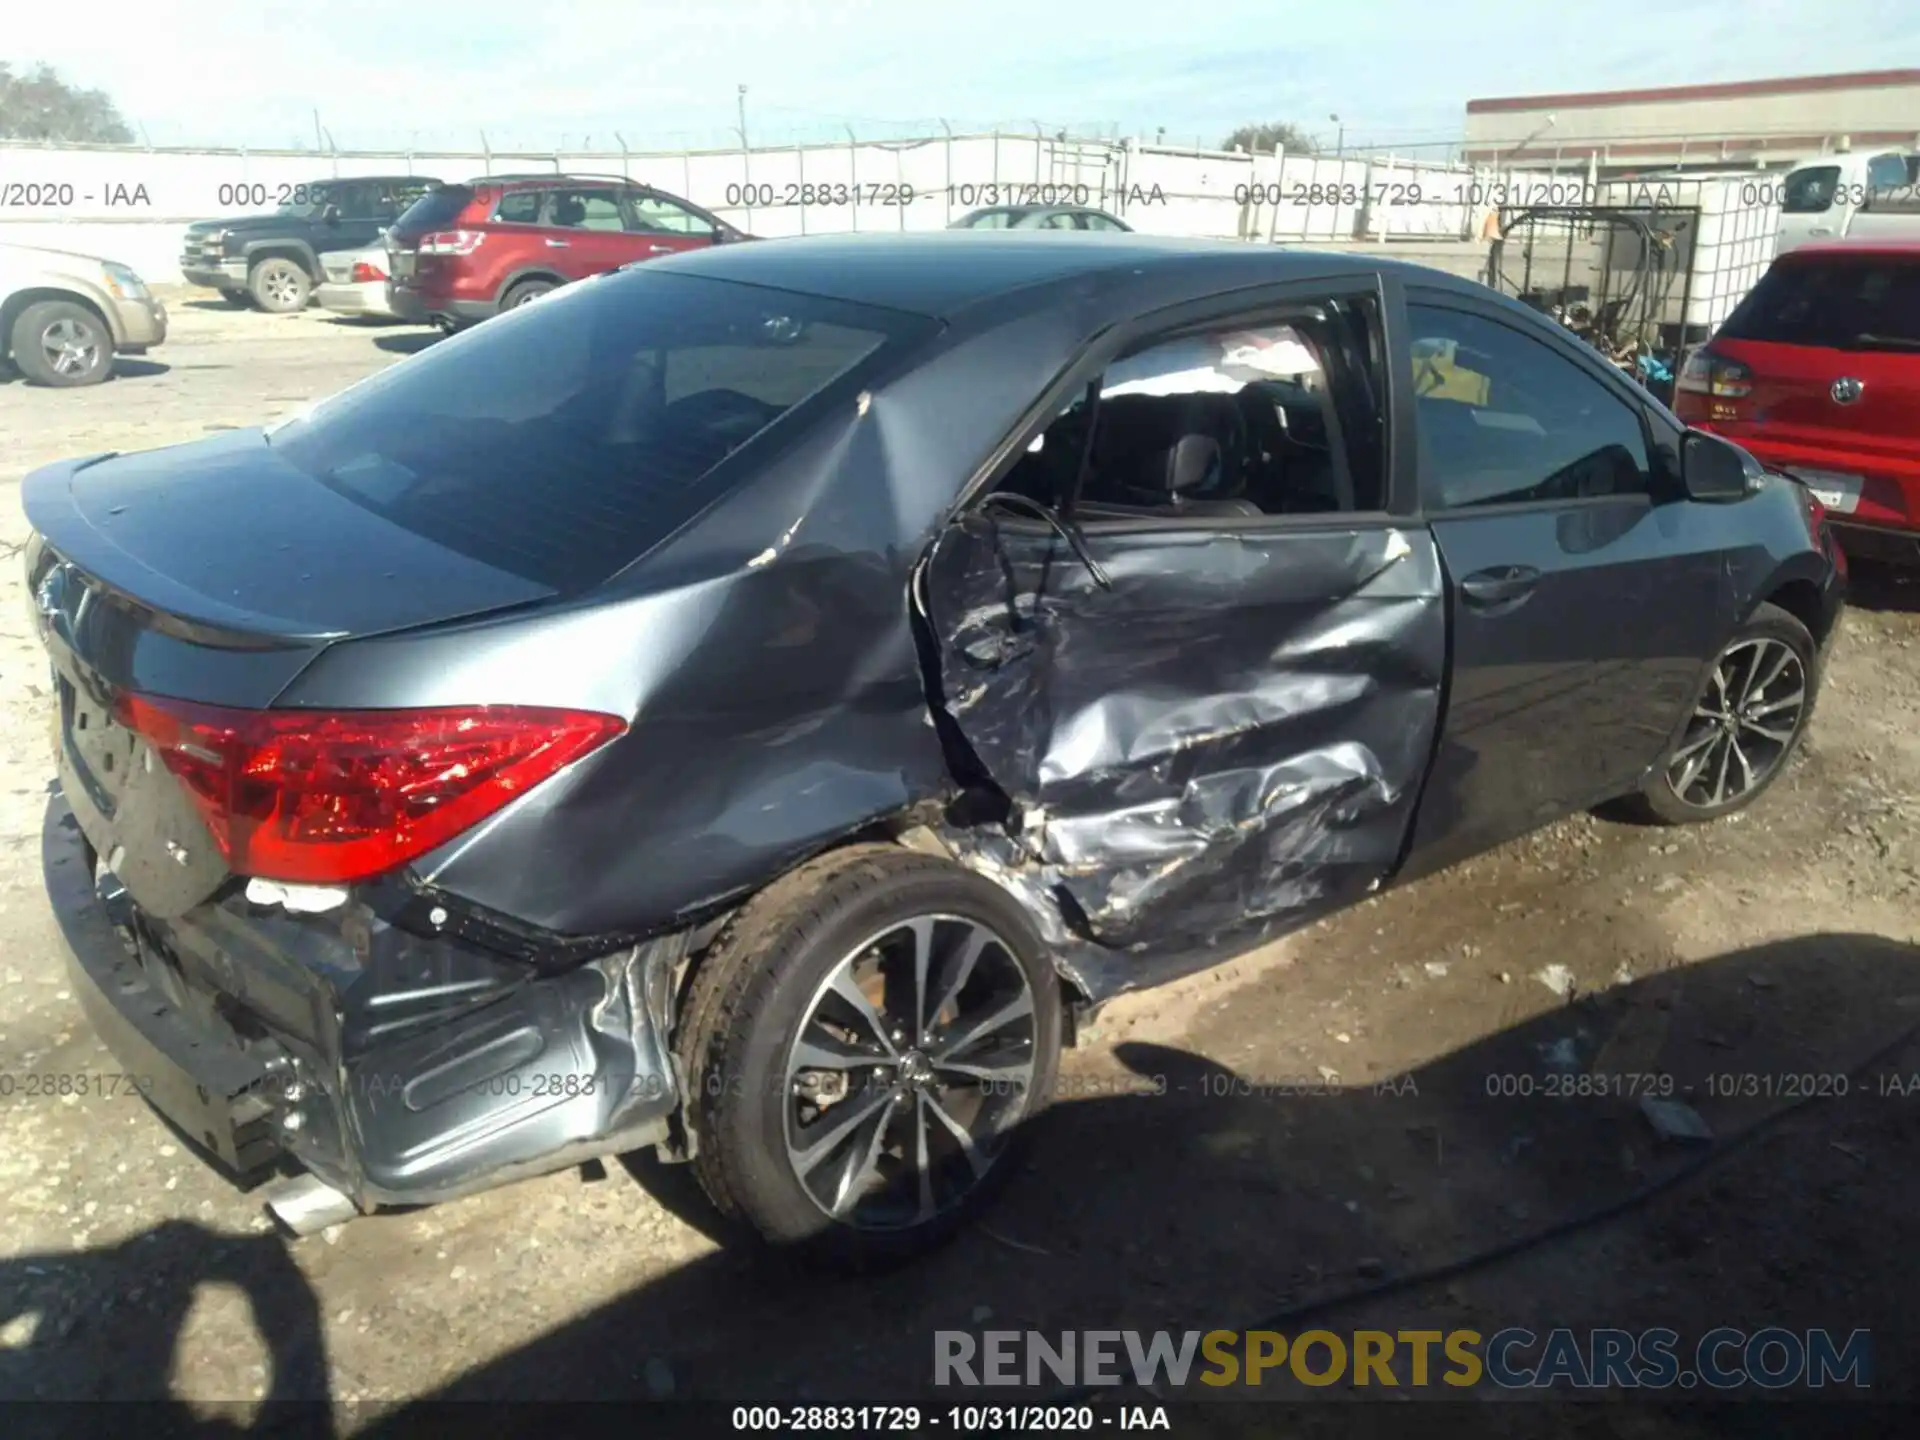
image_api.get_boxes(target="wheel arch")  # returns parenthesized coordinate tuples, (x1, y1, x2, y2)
(1745, 551, 1841, 649)
(240, 239, 322, 278)
(497, 267, 566, 302)
(2, 287, 118, 358)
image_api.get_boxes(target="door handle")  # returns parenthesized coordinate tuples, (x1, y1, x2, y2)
(1460, 565, 1541, 607)
(545, 238, 571, 248)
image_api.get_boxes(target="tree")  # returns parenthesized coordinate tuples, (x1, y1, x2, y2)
(0, 62, 134, 144)
(1219, 121, 1317, 155)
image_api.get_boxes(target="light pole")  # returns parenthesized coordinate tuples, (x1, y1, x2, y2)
(737, 85, 749, 150)
(1330, 113, 1344, 163)
(1516, 112, 1558, 158)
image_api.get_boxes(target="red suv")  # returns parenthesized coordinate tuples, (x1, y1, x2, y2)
(1676, 239, 1920, 565)
(385, 174, 748, 328)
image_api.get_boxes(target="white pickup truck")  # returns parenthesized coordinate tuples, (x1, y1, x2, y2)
(1774, 149, 1920, 253)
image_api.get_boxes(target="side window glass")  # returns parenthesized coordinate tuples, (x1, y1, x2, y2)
(1865, 154, 1911, 208)
(547, 188, 624, 231)
(994, 296, 1387, 518)
(1782, 166, 1839, 215)
(1040, 210, 1078, 230)
(494, 189, 543, 224)
(629, 193, 709, 234)
(1407, 302, 1651, 510)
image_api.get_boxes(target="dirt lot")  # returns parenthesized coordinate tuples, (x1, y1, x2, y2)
(1, 294, 1916, 1427)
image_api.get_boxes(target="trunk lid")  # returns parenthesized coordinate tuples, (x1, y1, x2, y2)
(24, 435, 556, 917)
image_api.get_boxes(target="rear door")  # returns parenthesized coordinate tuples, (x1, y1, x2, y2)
(1706, 251, 1920, 524)
(923, 276, 1448, 955)
(1397, 291, 1728, 878)
(536, 185, 632, 281)
(622, 188, 720, 262)
(326, 180, 388, 252)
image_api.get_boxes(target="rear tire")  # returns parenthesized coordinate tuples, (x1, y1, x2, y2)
(1635, 602, 1818, 824)
(249, 257, 311, 314)
(9, 300, 113, 387)
(500, 278, 556, 310)
(675, 844, 1062, 1269)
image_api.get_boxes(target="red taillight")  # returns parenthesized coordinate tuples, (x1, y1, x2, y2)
(1676, 347, 1752, 398)
(113, 697, 625, 886)
(350, 260, 388, 283)
(418, 230, 485, 256)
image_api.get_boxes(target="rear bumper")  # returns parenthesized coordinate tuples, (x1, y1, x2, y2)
(386, 282, 494, 326)
(314, 280, 396, 318)
(44, 792, 683, 1211)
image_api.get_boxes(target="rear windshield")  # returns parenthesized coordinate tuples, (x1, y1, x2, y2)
(1719, 256, 1920, 352)
(393, 185, 472, 234)
(266, 271, 931, 588)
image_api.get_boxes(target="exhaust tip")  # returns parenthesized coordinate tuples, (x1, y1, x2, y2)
(262, 1174, 360, 1237)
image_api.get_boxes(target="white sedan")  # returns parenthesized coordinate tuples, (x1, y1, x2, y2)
(315, 243, 399, 320)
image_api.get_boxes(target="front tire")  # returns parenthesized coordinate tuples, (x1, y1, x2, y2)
(1636, 601, 1818, 824)
(249, 257, 312, 313)
(9, 301, 113, 386)
(675, 844, 1063, 1268)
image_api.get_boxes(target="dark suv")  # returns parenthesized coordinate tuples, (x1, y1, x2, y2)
(180, 176, 442, 313)
(386, 174, 747, 328)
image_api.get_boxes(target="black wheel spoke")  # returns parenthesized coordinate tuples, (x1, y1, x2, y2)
(1666, 636, 1807, 809)
(784, 914, 1035, 1231)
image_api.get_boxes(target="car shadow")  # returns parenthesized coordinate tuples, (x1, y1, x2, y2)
(180, 297, 251, 313)
(9, 930, 1915, 1423)
(372, 332, 440, 356)
(113, 359, 171, 380)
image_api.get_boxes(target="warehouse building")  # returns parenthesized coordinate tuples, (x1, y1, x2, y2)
(1463, 69, 1920, 174)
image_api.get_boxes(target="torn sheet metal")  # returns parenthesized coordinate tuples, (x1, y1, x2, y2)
(925, 516, 1446, 981)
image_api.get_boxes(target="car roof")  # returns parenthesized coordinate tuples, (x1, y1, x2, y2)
(650, 231, 1466, 320)
(1782, 237, 1920, 260)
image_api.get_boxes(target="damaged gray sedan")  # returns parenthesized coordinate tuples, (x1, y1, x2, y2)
(28, 233, 1843, 1264)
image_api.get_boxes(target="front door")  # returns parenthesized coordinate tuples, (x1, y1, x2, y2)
(1398, 292, 1729, 878)
(923, 281, 1447, 956)
(623, 189, 720, 262)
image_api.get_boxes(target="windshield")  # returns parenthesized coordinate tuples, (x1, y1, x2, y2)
(267, 270, 933, 588)
(1719, 255, 1920, 351)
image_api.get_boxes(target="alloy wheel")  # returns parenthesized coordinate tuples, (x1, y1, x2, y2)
(260, 264, 303, 309)
(783, 915, 1038, 1230)
(40, 318, 101, 379)
(1665, 637, 1807, 808)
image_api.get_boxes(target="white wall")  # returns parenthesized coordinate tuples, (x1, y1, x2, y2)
(1, 134, 1524, 282)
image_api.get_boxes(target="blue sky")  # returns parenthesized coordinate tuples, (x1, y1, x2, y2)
(13, 0, 1920, 152)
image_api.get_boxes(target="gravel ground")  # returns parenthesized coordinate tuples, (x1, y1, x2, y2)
(1, 294, 1915, 1427)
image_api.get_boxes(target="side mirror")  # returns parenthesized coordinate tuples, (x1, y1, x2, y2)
(1680, 430, 1757, 502)
(322, 203, 341, 224)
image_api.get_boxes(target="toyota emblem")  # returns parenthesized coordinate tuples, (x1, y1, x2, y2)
(1831, 376, 1864, 405)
